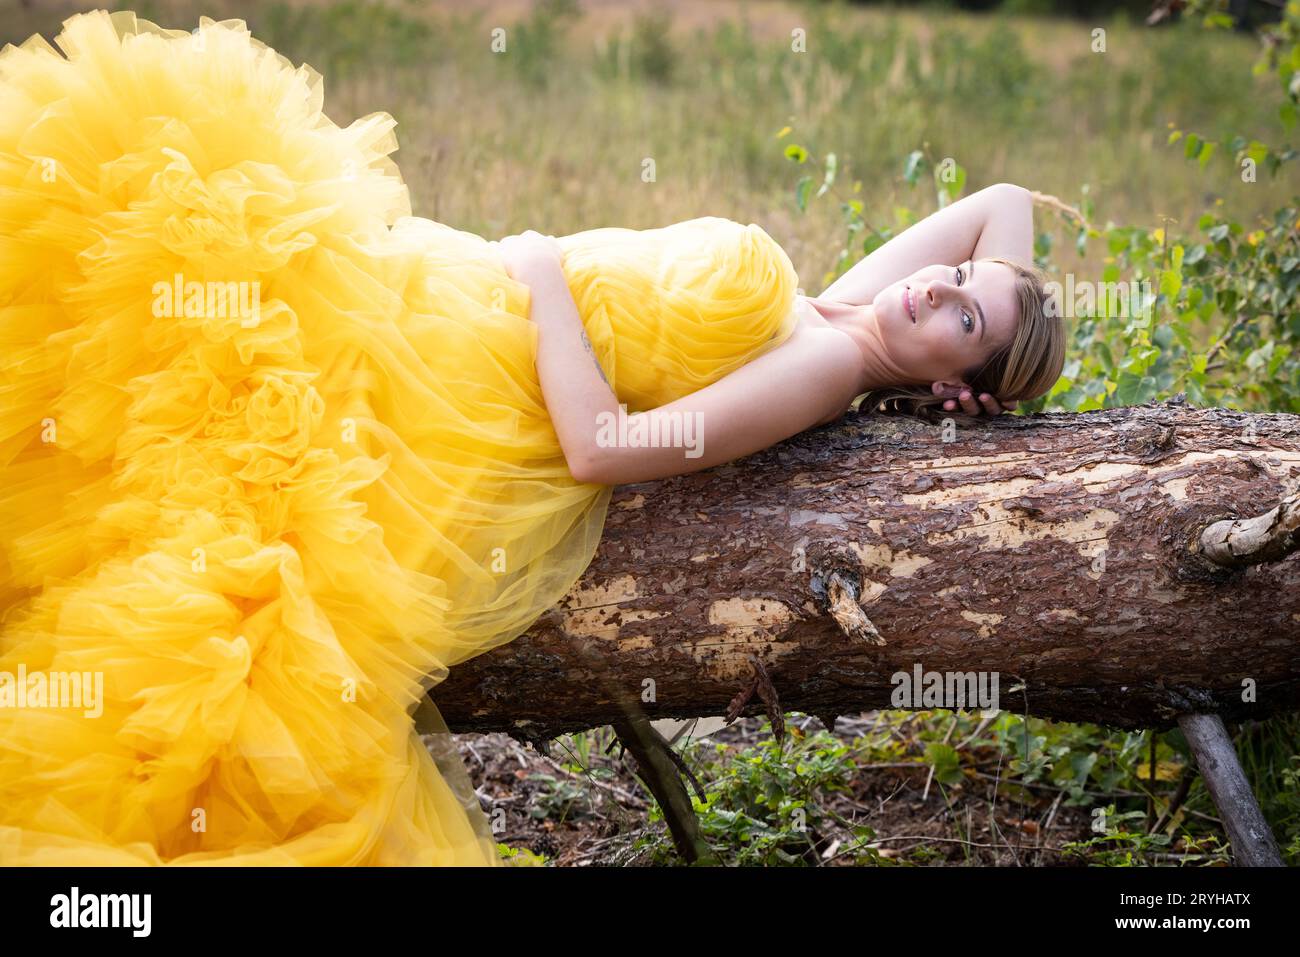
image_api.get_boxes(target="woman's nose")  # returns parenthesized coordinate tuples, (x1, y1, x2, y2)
(925, 278, 958, 307)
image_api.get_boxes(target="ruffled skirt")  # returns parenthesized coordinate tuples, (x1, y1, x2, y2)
(0, 10, 798, 864)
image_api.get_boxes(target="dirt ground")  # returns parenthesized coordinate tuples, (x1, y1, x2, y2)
(453, 711, 1103, 866)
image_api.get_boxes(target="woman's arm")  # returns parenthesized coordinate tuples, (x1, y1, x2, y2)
(819, 182, 1033, 305)
(498, 231, 862, 486)
(577, 327, 861, 485)
(496, 231, 620, 482)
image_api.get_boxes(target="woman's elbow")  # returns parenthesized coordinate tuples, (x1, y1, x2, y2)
(566, 448, 609, 486)
(989, 182, 1031, 205)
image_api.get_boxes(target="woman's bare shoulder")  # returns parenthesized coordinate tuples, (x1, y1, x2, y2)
(772, 305, 862, 426)
(792, 294, 833, 331)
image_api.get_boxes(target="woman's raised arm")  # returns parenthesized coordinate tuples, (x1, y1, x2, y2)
(819, 182, 1033, 304)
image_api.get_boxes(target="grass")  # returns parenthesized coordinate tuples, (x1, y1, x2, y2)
(473, 710, 1299, 866)
(6, 0, 1293, 290)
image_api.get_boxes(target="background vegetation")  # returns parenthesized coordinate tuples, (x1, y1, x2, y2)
(4, 0, 1297, 865)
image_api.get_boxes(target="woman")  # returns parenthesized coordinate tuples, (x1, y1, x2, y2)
(499, 180, 1062, 488)
(0, 11, 1063, 866)
(499, 186, 1064, 750)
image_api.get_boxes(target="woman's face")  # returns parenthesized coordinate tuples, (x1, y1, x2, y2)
(871, 258, 1020, 391)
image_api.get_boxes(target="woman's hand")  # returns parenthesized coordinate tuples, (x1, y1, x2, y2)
(495, 229, 564, 286)
(939, 386, 1018, 417)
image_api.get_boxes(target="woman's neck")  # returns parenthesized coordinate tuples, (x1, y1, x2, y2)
(800, 294, 915, 394)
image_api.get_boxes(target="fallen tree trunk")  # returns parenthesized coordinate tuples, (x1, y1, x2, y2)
(432, 398, 1300, 740)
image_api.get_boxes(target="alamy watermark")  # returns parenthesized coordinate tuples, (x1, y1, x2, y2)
(595, 403, 704, 459)
(1044, 275, 1154, 323)
(891, 664, 1000, 713)
(152, 272, 261, 327)
(50, 887, 150, 937)
(0, 664, 103, 718)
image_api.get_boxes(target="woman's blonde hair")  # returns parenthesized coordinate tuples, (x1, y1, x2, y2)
(856, 257, 1065, 419)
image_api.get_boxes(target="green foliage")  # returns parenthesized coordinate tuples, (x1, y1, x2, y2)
(524, 772, 596, 824)
(640, 720, 888, 866)
(1044, 5, 1300, 414)
(902, 17, 1047, 130)
(497, 843, 548, 865)
(595, 9, 677, 84)
(1059, 808, 1181, 866)
(503, 0, 583, 89)
(255, 0, 435, 79)
(1280, 759, 1300, 861)
(1234, 717, 1300, 861)
(783, 6, 1300, 415)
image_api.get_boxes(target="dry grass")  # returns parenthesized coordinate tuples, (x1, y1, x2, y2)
(4, 0, 1291, 288)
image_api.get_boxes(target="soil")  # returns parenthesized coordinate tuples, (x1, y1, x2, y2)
(453, 711, 1102, 866)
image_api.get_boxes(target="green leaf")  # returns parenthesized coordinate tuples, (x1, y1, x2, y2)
(903, 150, 925, 186)
(893, 205, 917, 227)
(784, 143, 809, 164)
(1245, 341, 1275, 372)
(924, 743, 963, 785)
(1268, 343, 1292, 376)
(816, 152, 838, 199)
(1184, 133, 1203, 160)
(794, 175, 813, 212)
(1116, 372, 1159, 405)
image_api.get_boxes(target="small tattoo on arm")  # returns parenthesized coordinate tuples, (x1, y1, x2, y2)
(580, 326, 611, 387)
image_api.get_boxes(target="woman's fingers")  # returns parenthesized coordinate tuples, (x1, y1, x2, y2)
(942, 392, 1017, 416)
(957, 390, 981, 416)
(978, 393, 1019, 415)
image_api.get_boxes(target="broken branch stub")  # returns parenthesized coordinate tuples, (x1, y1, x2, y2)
(827, 572, 886, 646)
(1193, 490, 1300, 570)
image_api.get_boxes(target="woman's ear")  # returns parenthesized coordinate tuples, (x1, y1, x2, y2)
(930, 379, 970, 400)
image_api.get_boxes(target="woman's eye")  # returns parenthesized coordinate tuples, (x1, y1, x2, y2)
(961, 310, 974, 333)
(955, 266, 965, 286)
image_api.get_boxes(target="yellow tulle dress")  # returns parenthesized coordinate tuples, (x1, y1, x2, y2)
(0, 10, 799, 865)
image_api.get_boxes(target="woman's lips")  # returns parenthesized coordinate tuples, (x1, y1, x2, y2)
(904, 285, 916, 323)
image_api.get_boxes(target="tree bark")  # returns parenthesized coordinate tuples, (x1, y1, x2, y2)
(432, 398, 1300, 741)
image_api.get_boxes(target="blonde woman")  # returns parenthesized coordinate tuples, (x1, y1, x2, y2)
(500, 182, 1066, 487)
